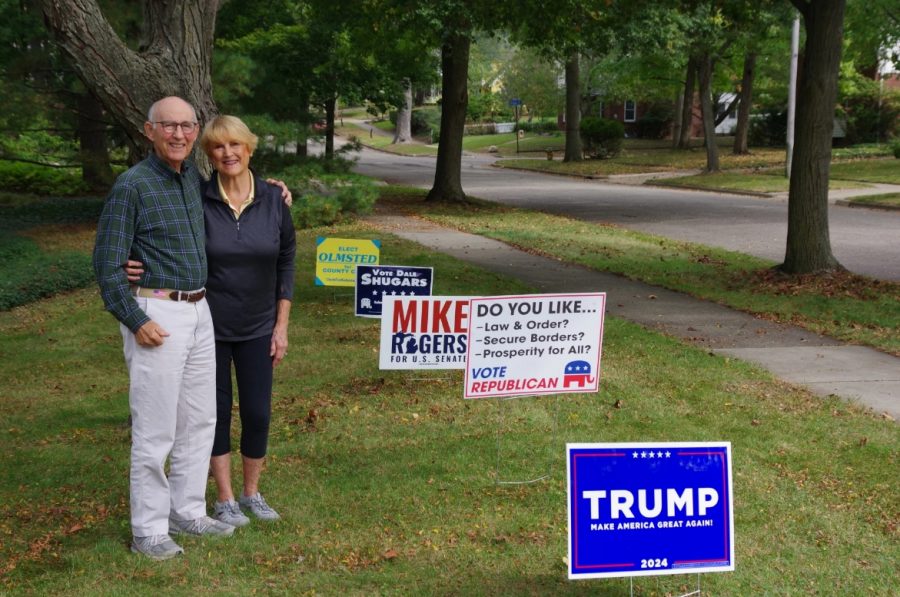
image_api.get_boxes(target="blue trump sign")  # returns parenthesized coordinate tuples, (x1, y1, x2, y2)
(355, 265, 433, 318)
(567, 442, 734, 580)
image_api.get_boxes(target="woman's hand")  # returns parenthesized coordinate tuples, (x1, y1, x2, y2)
(271, 326, 289, 367)
(123, 259, 145, 283)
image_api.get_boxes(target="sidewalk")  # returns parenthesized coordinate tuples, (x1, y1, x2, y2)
(365, 208, 900, 421)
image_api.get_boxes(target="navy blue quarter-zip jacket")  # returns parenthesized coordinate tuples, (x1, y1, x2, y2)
(203, 171, 296, 341)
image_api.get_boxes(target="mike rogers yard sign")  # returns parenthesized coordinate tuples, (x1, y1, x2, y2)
(465, 293, 605, 399)
(380, 296, 471, 369)
(567, 442, 735, 580)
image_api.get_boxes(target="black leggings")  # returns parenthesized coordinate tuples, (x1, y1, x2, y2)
(211, 335, 273, 459)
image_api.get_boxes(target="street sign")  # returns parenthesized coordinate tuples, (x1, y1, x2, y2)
(509, 98, 523, 107)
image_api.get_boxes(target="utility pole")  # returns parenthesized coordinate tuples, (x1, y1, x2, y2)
(786, 14, 800, 178)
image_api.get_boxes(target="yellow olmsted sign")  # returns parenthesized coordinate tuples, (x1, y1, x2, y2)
(315, 237, 381, 286)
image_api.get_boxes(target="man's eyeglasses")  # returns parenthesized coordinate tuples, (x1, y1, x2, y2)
(153, 121, 198, 134)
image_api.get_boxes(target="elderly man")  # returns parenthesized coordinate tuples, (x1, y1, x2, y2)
(93, 96, 234, 560)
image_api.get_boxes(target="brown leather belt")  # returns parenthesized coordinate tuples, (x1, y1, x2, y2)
(131, 286, 206, 303)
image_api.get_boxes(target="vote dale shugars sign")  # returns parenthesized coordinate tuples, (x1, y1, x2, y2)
(567, 442, 735, 580)
(315, 237, 381, 286)
(380, 296, 471, 370)
(355, 265, 433, 318)
(464, 293, 605, 399)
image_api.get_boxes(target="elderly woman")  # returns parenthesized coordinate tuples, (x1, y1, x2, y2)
(127, 114, 295, 527)
(199, 115, 296, 526)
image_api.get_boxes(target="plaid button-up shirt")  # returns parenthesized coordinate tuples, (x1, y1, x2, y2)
(93, 153, 207, 332)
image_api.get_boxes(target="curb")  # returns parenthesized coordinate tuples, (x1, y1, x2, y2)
(834, 199, 900, 212)
(641, 181, 774, 198)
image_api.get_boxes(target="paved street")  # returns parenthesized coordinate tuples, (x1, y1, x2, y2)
(350, 147, 900, 281)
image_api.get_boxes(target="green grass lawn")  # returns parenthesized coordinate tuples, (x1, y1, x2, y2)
(2, 212, 899, 595)
(338, 125, 437, 156)
(830, 158, 900, 184)
(654, 171, 868, 194)
(380, 187, 900, 357)
(847, 192, 900, 208)
(495, 158, 669, 177)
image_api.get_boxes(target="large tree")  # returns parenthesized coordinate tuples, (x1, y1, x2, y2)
(36, 0, 220, 157)
(385, 0, 503, 203)
(781, 0, 847, 274)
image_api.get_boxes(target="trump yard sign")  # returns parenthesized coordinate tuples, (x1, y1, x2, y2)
(567, 442, 734, 580)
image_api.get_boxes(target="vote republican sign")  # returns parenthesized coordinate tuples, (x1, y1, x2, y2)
(465, 293, 605, 399)
(567, 442, 734, 580)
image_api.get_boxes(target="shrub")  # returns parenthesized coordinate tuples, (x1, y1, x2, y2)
(518, 120, 560, 134)
(0, 161, 95, 196)
(748, 109, 787, 147)
(635, 103, 674, 139)
(892, 139, 900, 159)
(839, 84, 900, 145)
(272, 161, 378, 229)
(464, 123, 497, 136)
(0, 242, 94, 310)
(580, 117, 624, 159)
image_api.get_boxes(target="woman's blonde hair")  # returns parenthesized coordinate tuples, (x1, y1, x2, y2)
(200, 115, 259, 156)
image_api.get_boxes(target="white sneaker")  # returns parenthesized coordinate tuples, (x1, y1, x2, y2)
(131, 534, 184, 560)
(169, 515, 235, 537)
(214, 500, 250, 527)
(239, 493, 281, 521)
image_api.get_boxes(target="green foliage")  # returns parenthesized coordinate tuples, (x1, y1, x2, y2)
(389, 106, 441, 138)
(580, 116, 624, 158)
(266, 159, 378, 229)
(0, 195, 104, 310)
(635, 103, 674, 139)
(467, 89, 504, 123)
(0, 239, 93, 310)
(838, 78, 900, 144)
(748, 108, 787, 147)
(0, 162, 95, 196)
(517, 120, 560, 134)
(893, 139, 900, 159)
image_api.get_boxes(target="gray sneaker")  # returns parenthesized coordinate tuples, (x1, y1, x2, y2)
(239, 492, 281, 521)
(169, 514, 235, 537)
(214, 499, 250, 527)
(131, 534, 184, 560)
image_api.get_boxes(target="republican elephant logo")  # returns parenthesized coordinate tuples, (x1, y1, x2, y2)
(563, 360, 595, 388)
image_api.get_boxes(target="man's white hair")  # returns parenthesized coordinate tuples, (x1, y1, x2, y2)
(146, 97, 197, 125)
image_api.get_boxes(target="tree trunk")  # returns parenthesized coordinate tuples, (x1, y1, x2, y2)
(393, 78, 413, 144)
(672, 90, 684, 148)
(427, 33, 470, 203)
(677, 56, 697, 149)
(564, 51, 583, 162)
(697, 52, 719, 173)
(781, 0, 846, 274)
(324, 96, 336, 159)
(77, 91, 114, 190)
(733, 51, 756, 155)
(36, 0, 219, 158)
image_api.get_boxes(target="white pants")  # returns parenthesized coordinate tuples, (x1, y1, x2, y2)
(121, 296, 216, 537)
